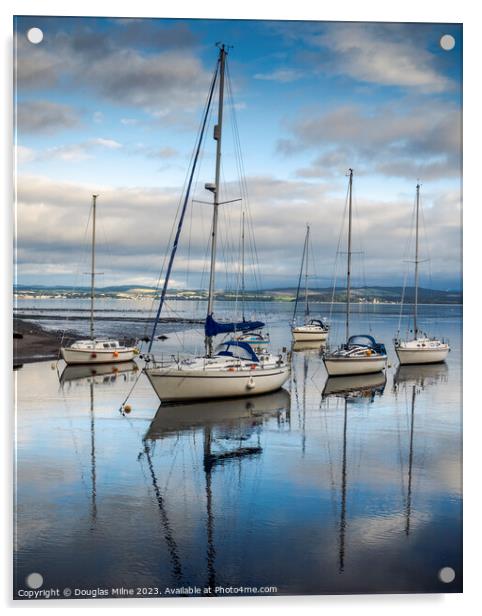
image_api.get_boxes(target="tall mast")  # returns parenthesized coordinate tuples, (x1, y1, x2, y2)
(206, 44, 227, 357)
(90, 194, 98, 341)
(292, 225, 309, 326)
(345, 169, 353, 342)
(304, 224, 310, 318)
(413, 183, 420, 337)
(241, 211, 245, 321)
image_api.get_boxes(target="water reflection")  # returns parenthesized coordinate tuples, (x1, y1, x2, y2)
(59, 361, 139, 387)
(142, 389, 291, 592)
(392, 363, 448, 537)
(392, 362, 449, 390)
(321, 374, 386, 573)
(58, 362, 139, 531)
(292, 340, 326, 353)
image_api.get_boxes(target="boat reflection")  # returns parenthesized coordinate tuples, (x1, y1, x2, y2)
(59, 360, 139, 387)
(146, 388, 291, 439)
(322, 372, 387, 400)
(292, 340, 326, 353)
(142, 388, 291, 590)
(393, 362, 448, 390)
(321, 372, 385, 574)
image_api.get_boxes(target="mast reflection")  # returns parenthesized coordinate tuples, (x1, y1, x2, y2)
(322, 373, 386, 573)
(143, 389, 291, 590)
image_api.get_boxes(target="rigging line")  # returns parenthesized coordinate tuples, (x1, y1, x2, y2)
(397, 193, 414, 336)
(148, 60, 219, 353)
(292, 226, 309, 325)
(141, 58, 220, 347)
(226, 63, 264, 296)
(328, 180, 350, 335)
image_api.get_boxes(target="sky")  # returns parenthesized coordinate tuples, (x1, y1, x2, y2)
(14, 16, 462, 291)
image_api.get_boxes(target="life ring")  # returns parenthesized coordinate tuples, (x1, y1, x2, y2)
(250, 364, 257, 370)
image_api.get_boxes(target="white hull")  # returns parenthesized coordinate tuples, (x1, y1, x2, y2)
(60, 347, 137, 365)
(145, 365, 290, 402)
(395, 347, 449, 365)
(323, 355, 387, 376)
(292, 328, 328, 342)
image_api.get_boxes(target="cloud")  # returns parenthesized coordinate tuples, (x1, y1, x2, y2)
(254, 68, 304, 83)
(90, 138, 122, 149)
(278, 102, 461, 180)
(14, 21, 211, 126)
(131, 145, 179, 159)
(18, 138, 124, 163)
(15, 173, 461, 289)
(278, 22, 456, 93)
(16, 100, 80, 134)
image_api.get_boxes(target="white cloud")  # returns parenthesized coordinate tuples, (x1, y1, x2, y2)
(254, 68, 304, 83)
(303, 23, 455, 93)
(90, 138, 123, 149)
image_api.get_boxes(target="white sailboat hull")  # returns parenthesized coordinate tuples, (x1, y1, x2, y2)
(145, 364, 290, 402)
(395, 346, 449, 365)
(292, 327, 328, 342)
(323, 355, 387, 376)
(61, 346, 137, 365)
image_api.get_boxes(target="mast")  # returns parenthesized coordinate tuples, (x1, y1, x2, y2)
(206, 44, 227, 357)
(413, 183, 420, 337)
(292, 225, 309, 325)
(241, 211, 245, 321)
(90, 194, 98, 341)
(304, 224, 310, 318)
(345, 169, 353, 342)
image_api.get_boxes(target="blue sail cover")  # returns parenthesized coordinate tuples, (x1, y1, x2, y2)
(205, 314, 265, 337)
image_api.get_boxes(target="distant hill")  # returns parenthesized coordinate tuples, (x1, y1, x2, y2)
(14, 284, 462, 304)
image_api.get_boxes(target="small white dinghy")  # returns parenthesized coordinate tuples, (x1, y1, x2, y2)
(394, 183, 450, 365)
(61, 339, 137, 365)
(60, 195, 138, 365)
(292, 319, 329, 342)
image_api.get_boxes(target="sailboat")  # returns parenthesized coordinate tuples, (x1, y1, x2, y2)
(323, 169, 387, 376)
(60, 195, 138, 365)
(144, 44, 290, 402)
(235, 212, 270, 350)
(291, 224, 329, 342)
(394, 183, 450, 365)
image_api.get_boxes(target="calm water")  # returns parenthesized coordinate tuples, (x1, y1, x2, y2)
(14, 303, 462, 598)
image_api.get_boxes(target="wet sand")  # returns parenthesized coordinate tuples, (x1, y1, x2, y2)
(13, 319, 76, 366)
